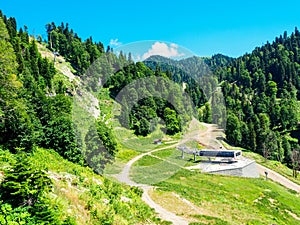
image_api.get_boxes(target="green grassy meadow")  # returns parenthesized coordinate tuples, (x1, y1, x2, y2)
(128, 145, 300, 224)
(156, 169, 300, 224)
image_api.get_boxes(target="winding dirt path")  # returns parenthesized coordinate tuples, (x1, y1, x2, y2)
(196, 121, 300, 193)
(180, 118, 225, 149)
(113, 120, 220, 224)
(114, 143, 189, 225)
(114, 119, 300, 224)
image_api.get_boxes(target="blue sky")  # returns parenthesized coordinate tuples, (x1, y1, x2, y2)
(1, 0, 300, 57)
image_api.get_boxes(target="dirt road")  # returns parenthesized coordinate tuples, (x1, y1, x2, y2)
(257, 164, 300, 193)
(181, 118, 225, 149)
(114, 119, 300, 224)
(196, 121, 300, 193)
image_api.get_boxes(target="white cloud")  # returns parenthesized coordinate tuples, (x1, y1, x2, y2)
(170, 43, 178, 48)
(142, 42, 184, 60)
(134, 54, 142, 61)
(109, 38, 122, 47)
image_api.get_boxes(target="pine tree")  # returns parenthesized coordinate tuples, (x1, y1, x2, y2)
(225, 113, 242, 146)
(164, 107, 181, 135)
(0, 17, 34, 150)
(0, 153, 52, 207)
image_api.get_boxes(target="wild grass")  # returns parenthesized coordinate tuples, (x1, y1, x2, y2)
(151, 148, 191, 167)
(130, 154, 182, 185)
(0, 148, 167, 225)
(114, 124, 169, 152)
(156, 169, 300, 225)
(182, 140, 204, 149)
(129, 141, 300, 224)
(104, 148, 140, 175)
(98, 88, 115, 122)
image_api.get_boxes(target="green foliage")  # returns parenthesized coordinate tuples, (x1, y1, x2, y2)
(201, 102, 212, 123)
(0, 152, 60, 224)
(2, 8, 300, 225)
(0, 203, 35, 225)
(96, 120, 118, 156)
(216, 29, 300, 165)
(164, 107, 181, 135)
(0, 12, 87, 166)
(0, 153, 52, 207)
(28, 148, 165, 224)
(131, 105, 157, 136)
(225, 113, 242, 146)
(45, 22, 104, 75)
(84, 120, 118, 173)
(106, 62, 192, 136)
(44, 115, 83, 164)
(144, 55, 210, 108)
(0, 17, 34, 151)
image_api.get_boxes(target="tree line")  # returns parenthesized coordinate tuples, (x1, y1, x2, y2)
(0, 11, 124, 224)
(212, 28, 300, 169)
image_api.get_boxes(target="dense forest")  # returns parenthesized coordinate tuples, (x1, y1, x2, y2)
(0, 12, 79, 224)
(0, 12, 120, 224)
(143, 41, 300, 169)
(213, 30, 300, 167)
(45, 22, 105, 75)
(104, 61, 198, 136)
(0, 11, 88, 162)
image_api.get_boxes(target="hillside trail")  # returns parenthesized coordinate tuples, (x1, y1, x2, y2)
(114, 118, 300, 224)
(38, 43, 196, 223)
(114, 143, 189, 225)
(189, 119, 300, 193)
(180, 118, 225, 149)
(114, 118, 225, 224)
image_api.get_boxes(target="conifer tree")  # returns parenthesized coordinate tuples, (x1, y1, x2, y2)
(0, 153, 52, 207)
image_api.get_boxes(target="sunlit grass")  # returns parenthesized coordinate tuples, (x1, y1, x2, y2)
(129, 140, 300, 224)
(114, 124, 167, 152)
(130, 154, 182, 185)
(156, 169, 300, 225)
(25, 148, 167, 224)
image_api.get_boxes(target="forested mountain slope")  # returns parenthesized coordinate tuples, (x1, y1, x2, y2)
(213, 29, 300, 167)
(0, 13, 166, 224)
(144, 35, 300, 170)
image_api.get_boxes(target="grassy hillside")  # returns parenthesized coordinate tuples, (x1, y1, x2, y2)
(126, 143, 300, 224)
(155, 169, 300, 225)
(0, 148, 168, 225)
